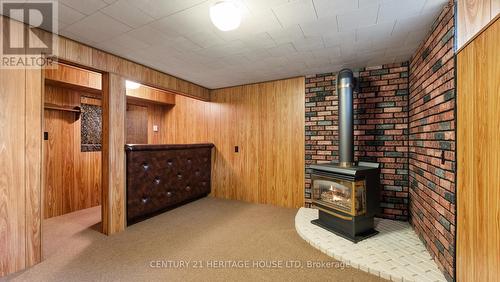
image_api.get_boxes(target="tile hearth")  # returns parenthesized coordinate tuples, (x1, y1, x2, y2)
(295, 208, 446, 282)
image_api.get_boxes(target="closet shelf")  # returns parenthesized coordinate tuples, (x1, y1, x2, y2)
(44, 103, 82, 119)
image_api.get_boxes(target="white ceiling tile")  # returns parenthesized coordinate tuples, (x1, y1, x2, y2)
(196, 40, 249, 59)
(267, 24, 304, 45)
(184, 30, 225, 49)
(102, 33, 150, 51)
(57, 3, 86, 26)
(292, 36, 325, 52)
(358, 0, 385, 8)
(338, 41, 362, 57)
(323, 31, 356, 48)
(392, 11, 435, 34)
(70, 12, 131, 39)
(378, 0, 427, 22)
(243, 0, 289, 13)
(266, 43, 297, 57)
(312, 46, 341, 60)
(220, 54, 253, 66)
(286, 50, 315, 62)
(381, 31, 410, 46)
(238, 10, 282, 34)
(126, 25, 177, 45)
(239, 33, 276, 49)
(149, 2, 212, 37)
(64, 22, 111, 43)
(59, 29, 99, 46)
(313, 0, 359, 18)
(127, 0, 206, 19)
(241, 48, 273, 61)
(59, 0, 108, 15)
(272, 0, 317, 27)
(422, 0, 448, 13)
(101, 0, 155, 28)
(337, 5, 378, 31)
(356, 21, 395, 41)
(169, 37, 203, 52)
(300, 16, 339, 37)
(261, 56, 289, 66)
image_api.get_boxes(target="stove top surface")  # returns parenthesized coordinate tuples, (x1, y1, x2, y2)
(309, 161, 379, 176)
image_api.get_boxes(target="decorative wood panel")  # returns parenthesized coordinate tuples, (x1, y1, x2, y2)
(457, 17, 500, 282)
(43, 86, 101, 219)
(457, 0, 500, 49)
(126, 85, 175, 106)
(101, 73, 126, 235)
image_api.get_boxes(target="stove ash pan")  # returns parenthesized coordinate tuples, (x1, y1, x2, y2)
(310, 161, 380, 243)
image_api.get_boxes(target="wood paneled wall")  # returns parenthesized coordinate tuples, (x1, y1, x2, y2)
(457, 17, 500, 282)
(162, 95, 211, 144)
(0, 18, 42, 277)
(209, 78, 305, 208)
(457, 0, 500, 49)
(124, 78, 306, 209)
(43, 86, 101, 219)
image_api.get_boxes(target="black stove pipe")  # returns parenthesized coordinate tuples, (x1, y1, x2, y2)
(337, 69, 355, 167)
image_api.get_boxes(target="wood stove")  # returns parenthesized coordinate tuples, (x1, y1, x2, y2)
(310, 162, 380, 242)
(310, 69, 380, 243)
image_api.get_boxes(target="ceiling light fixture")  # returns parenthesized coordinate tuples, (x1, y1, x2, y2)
(125, 80, 141, 90)
(210, 1, 241, 31)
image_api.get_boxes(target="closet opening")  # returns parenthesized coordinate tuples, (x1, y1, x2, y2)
(42, 62, 104, 259)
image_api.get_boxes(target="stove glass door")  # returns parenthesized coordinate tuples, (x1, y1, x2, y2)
(312, 175, 366, 216)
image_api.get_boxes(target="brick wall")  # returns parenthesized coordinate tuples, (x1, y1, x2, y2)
(305, 62, 409, 220)
(408, 2, 455, 281)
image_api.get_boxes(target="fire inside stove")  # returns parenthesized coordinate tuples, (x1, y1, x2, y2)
(312, 177, 366, 216)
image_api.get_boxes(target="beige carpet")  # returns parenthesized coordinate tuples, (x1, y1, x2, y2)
(6, 197, 385, 282)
